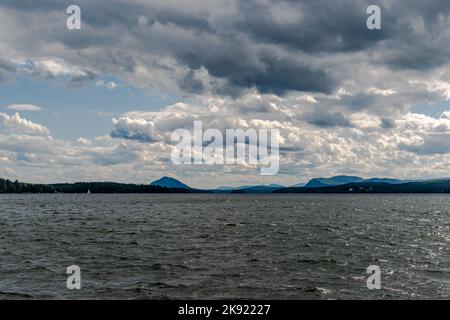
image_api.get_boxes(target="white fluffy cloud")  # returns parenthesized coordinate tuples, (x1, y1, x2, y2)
(0, 112, 176, 184)
(96, 80, 118, 90)
(105, 95, 450, 185)
(0, 112, 50, 136)
(111, 116, 159, 142)
(2, 102, 450, 188)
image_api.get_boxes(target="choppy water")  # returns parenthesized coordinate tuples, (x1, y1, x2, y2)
(0, 194, 449, 299)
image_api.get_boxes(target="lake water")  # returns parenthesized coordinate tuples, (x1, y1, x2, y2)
(0, 194, 449, 299)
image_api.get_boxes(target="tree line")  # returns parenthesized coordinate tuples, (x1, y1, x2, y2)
(0, 179, 205, 194)
(0, 178, 55, 193)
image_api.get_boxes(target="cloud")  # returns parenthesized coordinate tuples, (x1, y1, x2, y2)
(440, 110, 450, 119)
(1, 0, 450, 100)
(96, 80, 118, 90)
(0, 0, 421, 96)
(3, 100, 450, 187)
(4, 1, 450, 186)
(110, 116, 160, 143)
(19, 58, 97, 87)
(177, 70, 204, 94)
(0, 112, 50, 136)
(304, 111, 353, 128)
(0, 58, 16, 83)
(399, 134, 450, 155)
(396, 112, 450, 155)
(5, 104, 43, 112)
(105, 93, 450, 184)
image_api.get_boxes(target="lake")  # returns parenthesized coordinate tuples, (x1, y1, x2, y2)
(0, 194, 449, 299)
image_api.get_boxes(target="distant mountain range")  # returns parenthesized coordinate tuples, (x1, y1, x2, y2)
(302, 175, 414, 188)
(290, 182, 306, 188)
(2, 175, 450, 194)
(150, 177, 287, 193)
(148, 175, 446, 194)
(276, 179, 450, 194)
(149, 175, 418, 192)
(304, 175, 364, 188)
(216, 184, 285, 191)
(214, 184, 286, 193)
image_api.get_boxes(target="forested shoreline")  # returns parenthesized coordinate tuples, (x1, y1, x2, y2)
(0, 179, 207, 194)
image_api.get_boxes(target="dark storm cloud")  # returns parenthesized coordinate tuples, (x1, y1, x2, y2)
(2, 0, 450, 95)
(248, 51, 336, 95)
(180, 47, 336, 95)
(178, 70, 204, 94)
(0, 0, 339, 95)
(372, 0, 450, 70)
(0, 0, 67, 11)
(305, 111, 353, 128)
(235, 0, 392, 53)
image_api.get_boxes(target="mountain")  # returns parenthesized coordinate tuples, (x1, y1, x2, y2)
(242, 184, 285, 189)
(213, 184, 285, 193)
(365, 178, 412, 184)
(216, 176, 414, 192)
(290, 182, 305, 187)
(236, 184, 285, 193)
(150, 176, 191, 189)
(301, 176, 414, 188)
(304, 175, 364, 188)
(215, 186, 235, 191)
(275, 179, 450, 194)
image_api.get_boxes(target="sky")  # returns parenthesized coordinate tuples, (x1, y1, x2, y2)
(1, 0, 450, 188)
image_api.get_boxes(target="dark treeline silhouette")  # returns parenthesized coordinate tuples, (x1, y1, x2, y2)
(0, 178, 55, 193)
(4, 177, 450, 194)
(0, 179, 210, 194)
(52, 182, 193, 194)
